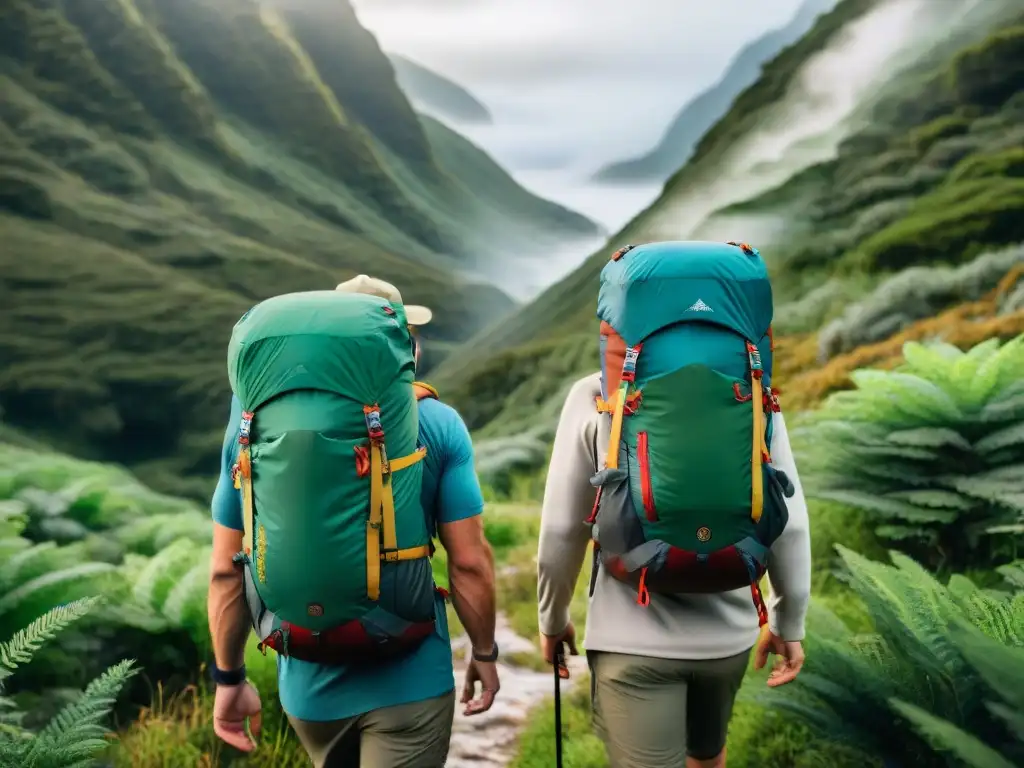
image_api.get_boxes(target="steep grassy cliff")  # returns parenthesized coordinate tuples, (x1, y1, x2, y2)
(433, 0, 1024, 458)
(0, 0, 599, 499)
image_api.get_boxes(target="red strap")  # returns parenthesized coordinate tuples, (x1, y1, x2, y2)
(585, 487, 602, 525)
(750, 581, 769, 627)
(636, 568, 651, 607)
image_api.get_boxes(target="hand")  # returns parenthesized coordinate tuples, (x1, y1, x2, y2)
(754, 629, 805, 687)
(461, 654, 500, 716)
(213, 680, 262, 752)
(540, 622, 579, 680)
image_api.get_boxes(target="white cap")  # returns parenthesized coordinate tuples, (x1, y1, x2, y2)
(334, 274, 433, 326)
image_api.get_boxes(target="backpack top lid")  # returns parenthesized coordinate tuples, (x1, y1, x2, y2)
(228, 290, 415, 411)
(597, 241, 773, 346)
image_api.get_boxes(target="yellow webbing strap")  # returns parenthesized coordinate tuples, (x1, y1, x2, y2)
(367, 446, 428, 599)
(751, 373, 765, 524)
(367, 443, 385, 601)
(240, 446, 255, 558)
(382, 545, 431, 562)
(390, 446, 427, 472)
(605, 380, 629, 470)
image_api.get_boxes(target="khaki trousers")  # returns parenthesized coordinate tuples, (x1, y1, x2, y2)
(288, 690, 455, 768)
(588, 648, 751, 767)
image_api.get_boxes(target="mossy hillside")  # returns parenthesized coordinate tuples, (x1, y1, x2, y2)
(0, 0, 601, 498)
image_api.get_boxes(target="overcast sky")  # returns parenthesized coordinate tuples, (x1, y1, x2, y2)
(351, 1, 807, 171)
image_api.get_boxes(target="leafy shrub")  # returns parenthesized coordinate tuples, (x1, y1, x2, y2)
(818, 244, 1024, 360)
(854, 176, 1024, 270)
(758, 545, 1024, 768)
(799, 335, 1024, 573)
(948, 25, 1024, 109)
(908, 114, 972, 153)
(0, 597, 137, 767)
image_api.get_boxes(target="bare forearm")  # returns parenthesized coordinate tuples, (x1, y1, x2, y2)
(449, 550, 496, 652)
(207, 565, 250, 670)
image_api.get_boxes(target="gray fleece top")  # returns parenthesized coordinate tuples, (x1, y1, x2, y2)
(536, 372, 812, 660)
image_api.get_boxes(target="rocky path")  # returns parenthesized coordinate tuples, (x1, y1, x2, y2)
(445, 614, 587, 767)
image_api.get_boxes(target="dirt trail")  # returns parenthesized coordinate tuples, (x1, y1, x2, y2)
(445, 614, 587, 767)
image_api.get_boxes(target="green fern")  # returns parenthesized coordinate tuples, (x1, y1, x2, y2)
(892, 619, 1024, 766)
(0, 599, 137, 767)
(753, 545, 1024, 768)
(798, 334, 1024, 572)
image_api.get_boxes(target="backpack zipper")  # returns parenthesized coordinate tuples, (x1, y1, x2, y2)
(637, 431, 657, 521)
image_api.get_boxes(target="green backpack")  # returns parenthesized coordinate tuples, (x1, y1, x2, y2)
(227, 290, 440, 664)
(587, 241, 794, 624)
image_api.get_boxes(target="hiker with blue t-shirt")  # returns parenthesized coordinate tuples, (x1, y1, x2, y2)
(206, 275, 499, 768)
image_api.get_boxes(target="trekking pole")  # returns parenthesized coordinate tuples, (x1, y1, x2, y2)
(554, 644, 564, 768)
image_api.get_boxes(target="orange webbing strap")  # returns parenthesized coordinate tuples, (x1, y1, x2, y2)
(747, 343, 765, 524)
(595, 390, 641, 413)
(413, 381, 439, 401)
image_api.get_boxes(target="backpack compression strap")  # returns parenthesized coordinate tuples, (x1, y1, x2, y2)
(232, 407, 429, 603)
(747, 343, 771, 524)
(362, 404, 429, 601)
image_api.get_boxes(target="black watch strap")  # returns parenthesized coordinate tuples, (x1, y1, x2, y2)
(472, 642, 499, 662)
(211, 663, 246, 686)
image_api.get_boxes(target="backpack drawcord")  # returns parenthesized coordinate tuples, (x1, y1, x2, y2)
(750, 581, 769, 627)
(636, 568, 651, 607)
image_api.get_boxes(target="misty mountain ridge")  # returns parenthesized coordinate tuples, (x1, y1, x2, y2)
(389, 53, 493, 124)
(593, 0, 840, 184)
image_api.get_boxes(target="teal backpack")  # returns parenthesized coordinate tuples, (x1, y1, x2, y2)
(587, 241, 794, 624)
(227, 290, 442, 663)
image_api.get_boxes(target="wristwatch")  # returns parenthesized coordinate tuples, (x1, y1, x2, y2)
(210, 663, 246, 686)
(472, 643, 499, 662)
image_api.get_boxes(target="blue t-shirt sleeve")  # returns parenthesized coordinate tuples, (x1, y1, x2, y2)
(211, 396, 243, 531)
(434, 404, 485, 524)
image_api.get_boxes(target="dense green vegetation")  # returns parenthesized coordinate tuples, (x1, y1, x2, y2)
(0, 0, 598, 501)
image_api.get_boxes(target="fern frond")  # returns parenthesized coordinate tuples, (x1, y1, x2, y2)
(891, 699, 1016, 768)
(23, 658, 138, 766)
(0, 598, 100, 680)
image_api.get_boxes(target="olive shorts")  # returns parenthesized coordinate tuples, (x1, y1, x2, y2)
(588, 648, 752, 766)
(287, 690, 455, 768)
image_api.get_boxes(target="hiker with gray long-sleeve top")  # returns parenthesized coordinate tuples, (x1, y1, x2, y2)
(537, 241, 812, 768)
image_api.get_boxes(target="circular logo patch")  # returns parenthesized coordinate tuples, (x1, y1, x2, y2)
(696, 526, 712, 543)
(307, 603, 324, 617)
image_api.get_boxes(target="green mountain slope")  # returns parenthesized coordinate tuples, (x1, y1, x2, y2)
(390, 53, 493, 125)
(434, 0, 1024, 442)
(0, 0, 598, 499)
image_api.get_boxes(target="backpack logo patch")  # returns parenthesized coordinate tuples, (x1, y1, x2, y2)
(696, 526, 712, 543)
(687, 299, 713, 312)
(307, 603, 324, 617)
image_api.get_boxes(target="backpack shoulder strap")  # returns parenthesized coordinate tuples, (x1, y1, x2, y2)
(413, 381, 439, 401)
